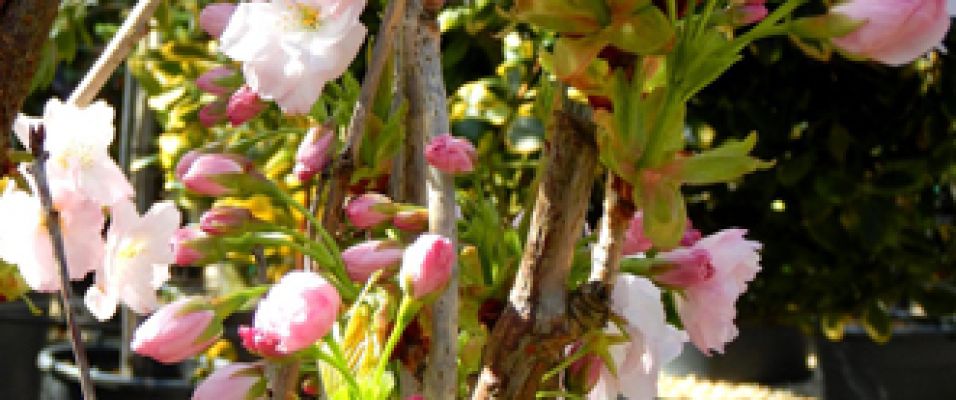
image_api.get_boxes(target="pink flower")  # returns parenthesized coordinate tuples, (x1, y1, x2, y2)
(226, 85, 266, 126)
(0, 187, 104, 292)
(341, 240, 404, 282)
(251, 271, 341, 354)
(424, 133, 478, 174)
(13, 99, 133, 208)
(392, 208, 429, 232)
(199, 3, 237, 38)
(680, 221, 702, 246)
(589, 275, 687, 400)
(198, 101, 227, 128)
(196, 67, 237, 96)
(345, 193, 395, 228)
(192, 362, 265, 400)
(180, 153, 249, 196)
(200, 206, 256, 235)
(293, 126, 334, 182)
(131, 297, 219, 364)
(238, 325, 285, 358)
(175, 150, 203, 181)
(622, 212, 653, 255)
(218, 0, 368, 114)
(399, 234, 454, 298)
(731, 0, 768, 25)
(171, 225, 208, 266)
(85, 200, 182, 320)
(656, 229, 761, 355)
(831, 0, 950, 66)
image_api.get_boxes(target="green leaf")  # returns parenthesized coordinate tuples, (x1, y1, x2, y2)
(511, 0, 604, 34)
(861, 301, 892, 344)
(680, 133, 774, 185)
(604, 5, 674, 55)
(552, 35, 608, 82)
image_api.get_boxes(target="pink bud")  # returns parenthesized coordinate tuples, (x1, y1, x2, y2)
(181, 154, 247, 196)
(199, 3, 237, 39)
(200, 206, 256, 235)
(425, 133, 477, 174)
(237, 325, 284, 358)
(175, 150, 202, 181)
(131, 297, 219, 363)
(655, 247, 715, 287)
(192, 362, 264, 400)
(294, 126, 334, 182)
(345, 193, 395, 228)
(196, 67, 237, 96)
(198, 101, 227, 128)
(731, 0, 767, 25)
(393, 208, 429, 232)
(171, 226, 208, 266)
(341, 240, 404, 282)
(567, 352, 602, 393)
(622, 212, 653, 255)
(681, 223, 702, 246)
(400, 234, 454, 298)
(227, 86, 266, 126)
(252, 271, 341, 354)
(831, 0, 950, 66)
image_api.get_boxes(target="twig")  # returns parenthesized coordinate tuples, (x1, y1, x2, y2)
(322, 0, 409, 232)
(68, 0, 162, 107)
(29, 125, 98, 400)
(589, 173, 634, 285)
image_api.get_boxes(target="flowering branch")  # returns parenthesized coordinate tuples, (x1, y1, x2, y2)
(68, 0, 163, 107)
(28, 125, 98, 400)
(322, 0, 409, 232)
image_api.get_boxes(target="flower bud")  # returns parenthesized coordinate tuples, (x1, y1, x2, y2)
(131, 297, 220, 363)
(175, 150, 202, 181)
(227, 85, 266, 126)
(294, 126, 334, 182)
(198, 101, 227, 128)
(181, 154, 249, 196)
(199, 3, 237, 39)
(393, 208, 429, 232)
(831, 0, 950, 66)
(341, 240, 404, 282)
(196, 67, 237, 96)
(622, 212, 653, 255)
(171, 226, 207, 266)
(192, 362, 264, 400)
(345, 193, 395, 229)
(729, 0, 767, 25)
(425, 133, 477, 174)
(400, 234, 454, 298)
(252, 271, 341, 354)
(566, 352, 602, 393)
(200, 206, 258, 235)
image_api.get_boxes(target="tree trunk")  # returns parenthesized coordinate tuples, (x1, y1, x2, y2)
(471, 99, 601, 399)
(0, 0, 60, 175)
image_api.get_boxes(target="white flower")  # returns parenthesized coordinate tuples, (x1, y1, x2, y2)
(13, 99, 133, 208)
(219, 0, 368, 114)
(85, 200, 181, 320)
(589, 275, 687, 400)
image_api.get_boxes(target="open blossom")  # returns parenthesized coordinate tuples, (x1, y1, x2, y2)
(293, 126, 334, 182)
(218, 0, 368, 114)
(831, 0, 950, 66)
(399, 234, 455, 298)
(0, 187, 104, 292)
(424, 133, 478, 174)
(656, 229, 761, 354)
(14, 99, 133, 208)
(132, 297, 220, 364)
(250, 271, 341, 354)
(341, 240, 404, 282)
(589, 275, 687, 400)
(85, 200, 182, 320)
(192, 362, 265, 400)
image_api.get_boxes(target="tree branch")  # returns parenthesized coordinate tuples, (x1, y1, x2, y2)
(0, 0, 59, 176)
(471, 96, 601, 400)
(589, 173, 634, 285)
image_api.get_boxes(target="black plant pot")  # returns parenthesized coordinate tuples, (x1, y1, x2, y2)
(816, 323, 956, 400)
(0, 296, 52, 400)
(664, 323, 812, 384)
(37, 342, 194, 400)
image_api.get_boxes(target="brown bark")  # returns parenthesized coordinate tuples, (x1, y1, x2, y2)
(471, 102, 602, 400)
(0, 0, 60, 176)
(590, 174, 635, 285)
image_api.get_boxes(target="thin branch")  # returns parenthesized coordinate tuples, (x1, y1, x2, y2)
(322, 0, 409, 232)
(589, 173, 634, 285)
(29, 125, 98, 400)
(68, 0, 162, 107)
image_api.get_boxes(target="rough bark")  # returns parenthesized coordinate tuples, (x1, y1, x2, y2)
(399, 0, 460, 397)
(471, 101, 602, 400)
(0, 0, 60, 176)
(590, 174, 634, 285)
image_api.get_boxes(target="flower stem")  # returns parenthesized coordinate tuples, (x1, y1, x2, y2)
(375, 295, 419, 381)
(29, 125, 98, 400)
